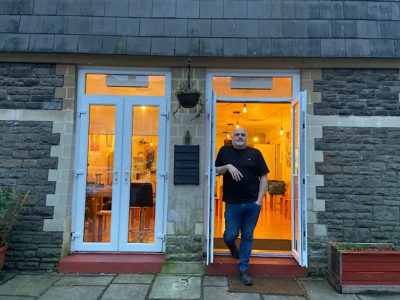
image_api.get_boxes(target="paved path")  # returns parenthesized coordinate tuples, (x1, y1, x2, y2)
(0, 272, 399, 300)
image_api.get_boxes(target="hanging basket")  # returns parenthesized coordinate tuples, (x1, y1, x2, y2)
(177, 92, 200, 108)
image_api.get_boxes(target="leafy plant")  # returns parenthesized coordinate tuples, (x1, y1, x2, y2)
(175, 83, 202, 97)
(0, 187, 29, 246)
(335, 243, 373, 251)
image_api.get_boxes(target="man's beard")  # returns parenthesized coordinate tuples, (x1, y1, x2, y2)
(233, 140, 246, 146)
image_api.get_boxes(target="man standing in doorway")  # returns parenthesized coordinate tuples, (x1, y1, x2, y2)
(215, 127, 269, 286)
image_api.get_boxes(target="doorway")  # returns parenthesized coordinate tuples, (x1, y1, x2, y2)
(205, 71, 307, 267)
(72, 69, 170, 253)
(214, 102, 292, 254)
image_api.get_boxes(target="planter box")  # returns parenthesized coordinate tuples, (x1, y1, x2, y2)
(327, 242, 400, 293)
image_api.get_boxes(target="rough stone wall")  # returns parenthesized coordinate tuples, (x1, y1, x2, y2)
(307, 68, 400, 275)
(0, 120, 62, 270)
(0, 63, 64, 110)
(166, 68, 205, 261)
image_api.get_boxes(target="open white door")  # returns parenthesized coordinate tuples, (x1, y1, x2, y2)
(291, 91, 308, 267)
(206, 91, 217, 264)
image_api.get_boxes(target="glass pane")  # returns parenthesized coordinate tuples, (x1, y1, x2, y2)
(128, 106, 159, 243)
(85, 74, 165, 96)
(84, 105, 115, 243)
(293, 175, 299, 251)
(294, 103, 299, 175)
(212, 76, 292, 98)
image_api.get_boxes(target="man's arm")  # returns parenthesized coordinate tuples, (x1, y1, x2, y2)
(216, 164, 243, 181)
(255, 174, 268, 205)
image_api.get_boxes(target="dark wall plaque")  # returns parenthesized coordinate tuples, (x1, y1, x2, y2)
(174, 145, 199, 185)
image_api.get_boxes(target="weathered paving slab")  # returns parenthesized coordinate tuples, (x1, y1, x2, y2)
(0, 272, 16, 285)
(113, 274, 154, 284)
(203, 286, 260, 300)
(149, 275, 201, 299)
(0, 274, 60, 297)
(39, 285, 105, 300)
(299, 278, 358, 300)
(0, 296, 35, 300)
(55, 274, 114, 286)
(101, 283, 150, 300)
(203, 275, 228, 287)
(261, 295, 305, 300)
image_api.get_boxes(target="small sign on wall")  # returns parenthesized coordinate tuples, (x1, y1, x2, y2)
(174, 145, 199, 185)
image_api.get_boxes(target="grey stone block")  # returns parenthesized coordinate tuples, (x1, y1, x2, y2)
(283, 20, 307, 38)
(199, 0, 223, 18)
(0, 34, 5, 51)
(33, 0, 57, 14)
(81, 0, 105, 16)
(164, 19, 187, 37)
(223, 38, 247, 56)
(296, 39, 321, 57)
(345, 39, 370, 57)
(223, 0, 247, 18)
(357, 21, 380, 39)
(92, 17, 116, 35)
(247, 38, 272, 57)
(56, 275, 114, 286)
(150, 275, 201, 300)
(67, 16, 91, 35)
(40, 286, 105, 300)
(295, 0, 319, 19)
(271, 39, 296, 56)
(367, 2, 391, 20)
(43, 16, 68, 34)
(57, 0, 81, 15)
(102, 36, 126, 54)
(0, 0, 34, 14)
(102, 284, 149, 300)
(29, 34, 54, 52)
(321, 39, 345, 57)
(0, 274, 59, 297)
(175, 38, 200, 56)
(176, 0, 199, 18)
(0, 16, 20, 33)
(395, 40, 400, 57)
(78, 35, 102, 53)
(188, 19, 211, 37)
(211, 20, 235, 37)
(380, 21, 400, 39)
(126, 37, 151, 54)
(140, 18, 163, 36)
(319, 1, 343, 19)
(116, 18, 139, 36)
(308, 20, 332, 38)
(54, 35, 78, 52)
(4, 34, 29, 51)
(259, 20, 283, 38)
(247, 0, 269, 19)
(19, 16, 44, 34)
(152, 0, 176, 17)
(343, 1, 368, 20)
(151, 37, 175, 55)
(105, 0, 129, 16)
(271, 0, 295, 19)
(370, 39, 395, 57)
(235, 20, 258, 38)
(199, 38, 223, 56)
(393, 3, 400, 21)
(332, 20, 357, 38)
(113, 274, 154, 284)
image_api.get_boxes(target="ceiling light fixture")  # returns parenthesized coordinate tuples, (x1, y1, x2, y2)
(243, 104, 247, 113)
(233, 111, 240, 129)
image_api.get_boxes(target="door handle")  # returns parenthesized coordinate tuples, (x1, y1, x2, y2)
(107, 170, 118, 184)
(124, 170, 146, 183)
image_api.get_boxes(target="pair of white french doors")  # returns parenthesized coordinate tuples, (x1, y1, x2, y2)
(205, 85, 307, 267)
(72, 95, 167, 252)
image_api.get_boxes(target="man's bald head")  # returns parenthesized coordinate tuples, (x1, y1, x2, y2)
(232, 127, 248, 149)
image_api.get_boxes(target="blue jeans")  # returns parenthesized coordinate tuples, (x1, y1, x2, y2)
(223, 202, 261, 272)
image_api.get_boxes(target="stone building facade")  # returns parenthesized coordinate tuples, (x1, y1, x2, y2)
(0, 0, 399, 275)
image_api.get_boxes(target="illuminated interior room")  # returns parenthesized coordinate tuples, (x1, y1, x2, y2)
(212, 76, 293, 255)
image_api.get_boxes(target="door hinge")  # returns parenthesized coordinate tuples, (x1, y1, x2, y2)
(78, 110, 87, 117)
(161, 112, 169, 119)
(71, 232, 80, 240)
(156, 234, 165, 242)
(303, 178, 305, 184)
(75, 170, 84, 177)
(159, 171, 168, 180)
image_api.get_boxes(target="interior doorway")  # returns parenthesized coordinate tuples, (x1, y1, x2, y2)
(214, 102, 293, 254)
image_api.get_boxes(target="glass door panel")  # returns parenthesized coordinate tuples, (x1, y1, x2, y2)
(127, 106, 159, 244)
(84, 105, 115, 243)
(292, 101, 299, 252)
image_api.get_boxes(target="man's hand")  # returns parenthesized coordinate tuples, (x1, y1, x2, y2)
(227, 164, 243, 181)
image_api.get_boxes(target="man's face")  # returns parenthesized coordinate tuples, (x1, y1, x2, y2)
(232, 128, 248, 148)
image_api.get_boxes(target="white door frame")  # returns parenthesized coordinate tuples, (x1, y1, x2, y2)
(71, 67, 170, 252)
(204, 69, 307, 266)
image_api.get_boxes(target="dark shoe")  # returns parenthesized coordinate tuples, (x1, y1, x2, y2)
(238, 270, 253, 286)
(228, 244, 239, 259)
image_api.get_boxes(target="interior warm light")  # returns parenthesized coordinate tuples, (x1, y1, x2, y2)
(227, 133, 230, 138)
(141, 106, 146, 110)
(243, 104, 247, 113)
(280, 129, 283, 136)
(254, 137, 258, 142)
(236, 122, 239, 129)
